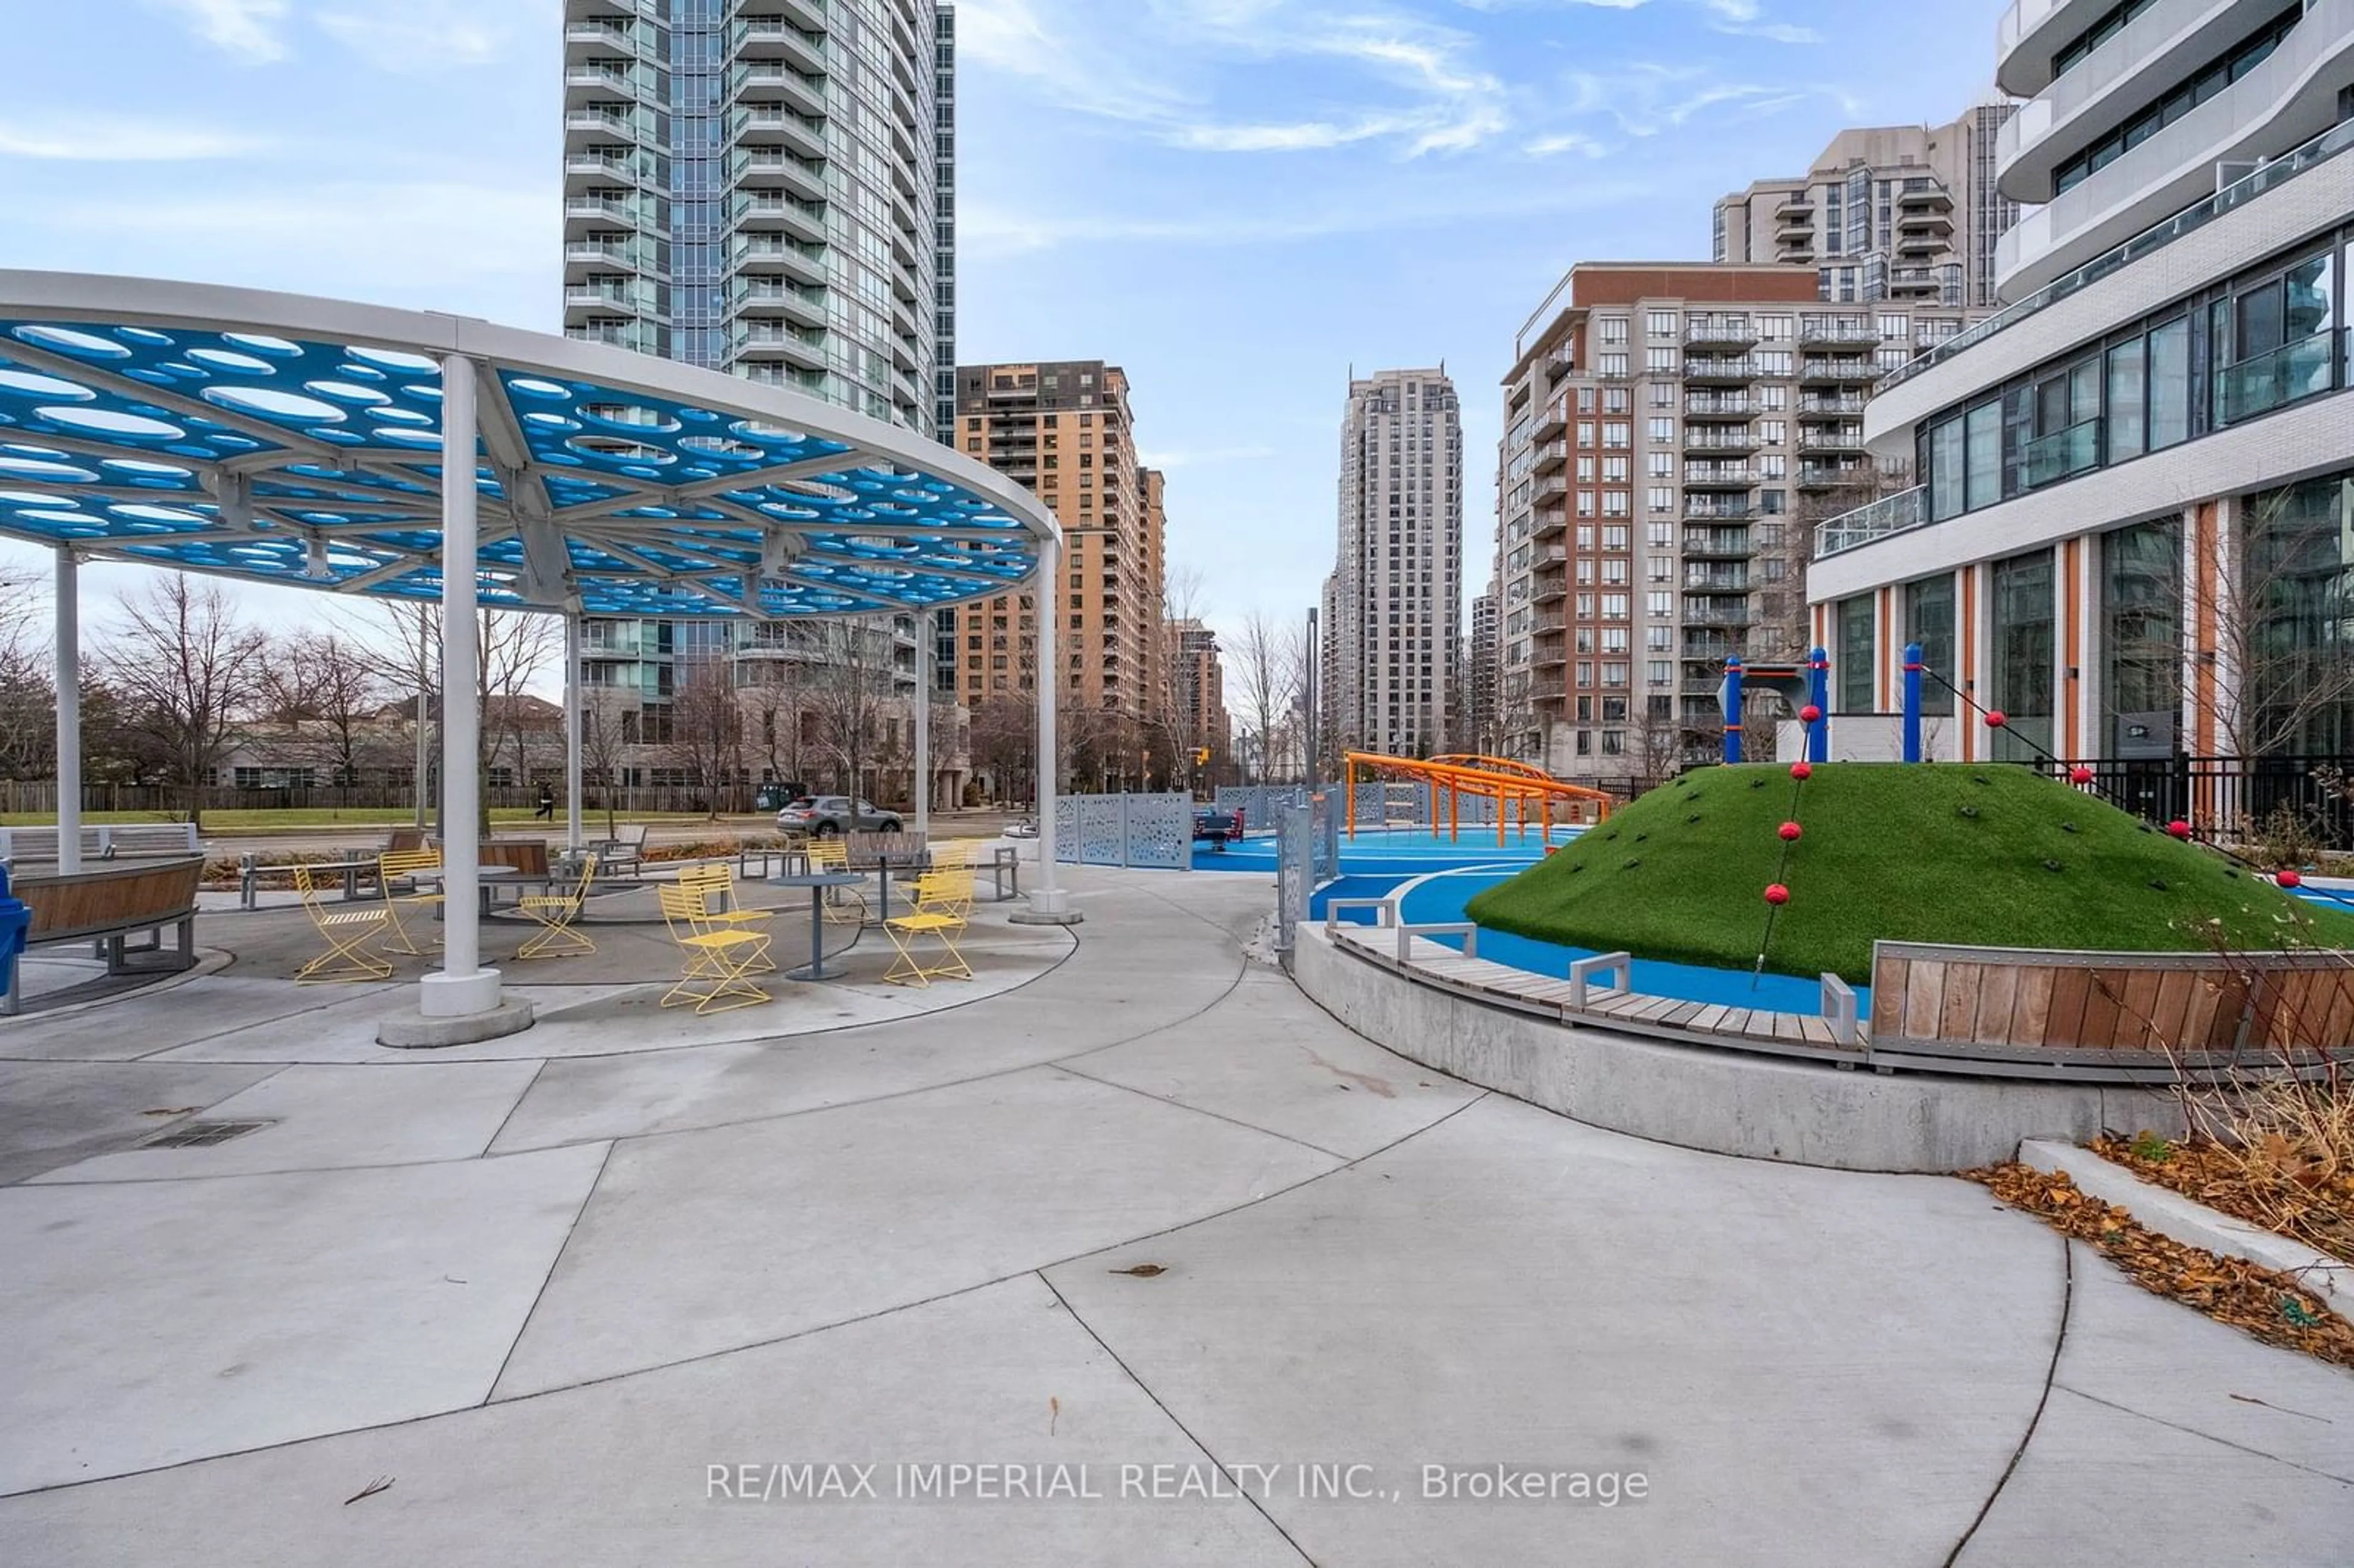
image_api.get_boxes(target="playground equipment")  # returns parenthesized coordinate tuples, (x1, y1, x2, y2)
(1343, 752, 1614, 847)
(1722, 644, 1937, 765)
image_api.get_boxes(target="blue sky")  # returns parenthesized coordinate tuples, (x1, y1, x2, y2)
(0, 0, 2008, 656)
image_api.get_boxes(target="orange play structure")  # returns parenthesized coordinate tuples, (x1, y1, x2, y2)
(1343, 752, 1615, 846)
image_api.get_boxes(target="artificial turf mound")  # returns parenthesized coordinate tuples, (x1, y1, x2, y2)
(1465, 762, 2354, 984)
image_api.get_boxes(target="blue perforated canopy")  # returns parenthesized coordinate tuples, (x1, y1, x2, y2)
(0, 272, 1055, 618)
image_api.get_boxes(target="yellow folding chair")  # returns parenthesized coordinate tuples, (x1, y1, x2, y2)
(928, 840, 979, 872)
(676, 864, 775, 972)
(657, 883, 774, 1014)
(517, 854, 598, 959)
(804, 836, 869, 926)
(378, 847, 444, 956)
(883, 871, 973, 988)
(294, 864, 395, 983)
(918, 863, 975, 920)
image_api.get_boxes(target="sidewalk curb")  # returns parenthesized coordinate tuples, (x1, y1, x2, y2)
(2018, 1137, 2351, 1312)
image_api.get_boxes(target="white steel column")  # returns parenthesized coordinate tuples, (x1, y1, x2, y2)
(420, 355, 499, 1018)
(1019, 533, 1075, 923)
(913, 625, 931, 840)
(563, 611, 584, 853)
(53, 548, 80, 876)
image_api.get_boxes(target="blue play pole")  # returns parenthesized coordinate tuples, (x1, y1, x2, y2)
(1721, 657, 1743, 764)
(1805, 647, 1829, 764)
(1902, 641, 1924, 764)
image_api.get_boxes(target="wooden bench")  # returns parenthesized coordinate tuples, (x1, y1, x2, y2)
(0, 823, 201, 863)
(2, 856, 204, 1014)
(1868, 942, 2354, 1069)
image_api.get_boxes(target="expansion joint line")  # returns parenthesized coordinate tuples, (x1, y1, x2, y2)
(1941, 1234, 2073, 1567)
(1037, 1272, 1318, 1566)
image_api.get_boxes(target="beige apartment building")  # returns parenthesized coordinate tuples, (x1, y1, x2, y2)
(950, 362, 1169, 753)
(1494, 263, 1975, 785)
(1714, 107, 2020, 313)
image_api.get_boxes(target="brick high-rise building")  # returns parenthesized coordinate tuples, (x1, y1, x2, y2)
(1331, 368, 1464, 758)
(1496, 263, 1977, 783)
(950, 363, 1167, 759)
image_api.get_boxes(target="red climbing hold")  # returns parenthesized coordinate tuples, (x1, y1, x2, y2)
(1789, 762, 1812, 782)
(2277, 869, 2302, 889)
(2166, 820, 2192, 839)
(1799, 704, 1822, 724)
(1984, 709, 2008, 729)
(2068, 765, 2093, 785)
(1778, 821, 1802, 842)
(1763, 883, 1790, 906)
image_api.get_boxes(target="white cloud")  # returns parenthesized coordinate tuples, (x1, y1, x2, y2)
(147, 0, 291, 63)
(1699, 0, 1819, 42)
(31, 181, 553, 287)
(1524, 131, 1607, 158)
(316, 2, 528, 71)
(0, 115, 268, 162)
(961, 0, 1509, 158)
(962, 177, 1647, 256)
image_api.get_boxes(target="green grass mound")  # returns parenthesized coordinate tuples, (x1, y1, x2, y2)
(1465, 762, 2354, 984)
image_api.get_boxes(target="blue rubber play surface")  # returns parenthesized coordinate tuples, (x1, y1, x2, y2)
(1317, 866, 1859, 1018)
(1194, 826, 1570, 876)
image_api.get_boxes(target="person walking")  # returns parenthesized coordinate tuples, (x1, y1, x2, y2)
(534, 783, 555, 821)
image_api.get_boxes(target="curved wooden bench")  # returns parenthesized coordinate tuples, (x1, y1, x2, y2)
(1869, 942, 2354, 1075)
(3, 856, 204, 1014)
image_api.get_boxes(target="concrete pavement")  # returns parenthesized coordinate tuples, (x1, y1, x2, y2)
(0, 866, 2347, 1564)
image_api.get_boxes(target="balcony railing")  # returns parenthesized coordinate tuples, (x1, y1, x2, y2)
(1813, 485, 1925, 558)
(1799, 358, 1878, 381)
(1682, 465, 1758, 487)
(1798, 322, 1878, 346)
(2020, 418, 2101, 489)
(1797, 395, 1867, 416)
(2213, 329, 2342, 428)
(1685, 395, 1752, 417)
(1880, 118, 2354, 396)
(1683, 357, 1758, 381)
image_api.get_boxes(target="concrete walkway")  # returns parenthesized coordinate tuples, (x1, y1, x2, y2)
(0, 867, 2347, 1564)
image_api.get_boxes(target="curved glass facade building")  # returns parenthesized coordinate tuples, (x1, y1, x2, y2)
(562, 0, 944, 433)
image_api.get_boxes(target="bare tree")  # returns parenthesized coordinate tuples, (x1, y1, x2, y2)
(740, 658, 807, 793)
(580, 687, 631, 840)
(100, 576, 267, 828)
(0, 567, 51, 782)
(356, 602, 562, 831)
(806, 617, 894, 803)
(665, 656, 744, 819)
(969, 695, 1034, 806)
(257, 629, 385, 787)
(1230, 609, 1301, 784)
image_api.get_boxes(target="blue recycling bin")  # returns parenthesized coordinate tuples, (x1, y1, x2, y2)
(0, 863, 32, 1011)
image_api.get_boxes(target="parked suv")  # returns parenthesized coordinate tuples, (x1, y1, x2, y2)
(776, 795, 903, 835)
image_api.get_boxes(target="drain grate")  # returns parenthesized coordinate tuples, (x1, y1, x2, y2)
(142, 1119, 276, 1149)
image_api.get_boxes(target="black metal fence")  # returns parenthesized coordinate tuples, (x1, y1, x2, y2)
(2059, 755, 2352, 852)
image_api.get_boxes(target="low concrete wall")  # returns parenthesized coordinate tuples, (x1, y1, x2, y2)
(1291, 925, 2186, 1173)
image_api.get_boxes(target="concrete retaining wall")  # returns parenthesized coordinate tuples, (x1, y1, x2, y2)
(1291, 926, 2187, 1173)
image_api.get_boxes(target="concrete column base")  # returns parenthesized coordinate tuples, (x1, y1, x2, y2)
(1010, 887, 1083, 927)
(418, 967, 505, 1017)
(376, 995, 536, 1049)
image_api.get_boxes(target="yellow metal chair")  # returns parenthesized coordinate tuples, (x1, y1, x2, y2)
(378, 847, 444, 956)
(517, 854, 598, 959)
(919, 862, 975, 920)
(928, 840, 978, 872)
(804, 836, 869, 926)
(883, 871, 973, 988)
(676, 863, 774, 972)
(294, 864, 395, 983)
(657, 883, 774, 1014)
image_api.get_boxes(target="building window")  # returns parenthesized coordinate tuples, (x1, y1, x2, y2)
(2212, 250, 2339, 427)
(1990, 550, 2056, 761)
(2242, 470, 2354, 756)
(1837, 596, 1874, 712)
(1905, 574, 1956, 717)
(2101, 518, 2181, 756)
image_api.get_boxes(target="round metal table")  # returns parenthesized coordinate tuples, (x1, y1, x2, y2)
(773, 872, 867, 980)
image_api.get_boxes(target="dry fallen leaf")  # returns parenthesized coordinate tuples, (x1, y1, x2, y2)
(1108, 1264, 1166, 1278)
(1049, 1395, 1060, 1436)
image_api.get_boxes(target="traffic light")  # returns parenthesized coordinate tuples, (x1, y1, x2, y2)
(1194, 747, 1212, 766)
